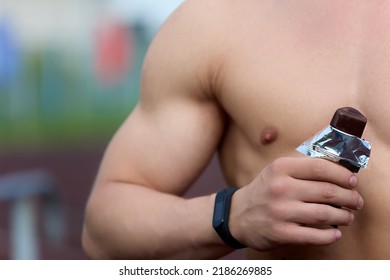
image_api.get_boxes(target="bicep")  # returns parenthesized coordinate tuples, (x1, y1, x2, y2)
(96, 96, 224, 195)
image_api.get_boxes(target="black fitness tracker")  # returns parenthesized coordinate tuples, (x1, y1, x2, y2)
(212, 188, 246, 249)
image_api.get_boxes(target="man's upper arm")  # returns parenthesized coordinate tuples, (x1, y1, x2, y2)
(94, 1, 227, 195)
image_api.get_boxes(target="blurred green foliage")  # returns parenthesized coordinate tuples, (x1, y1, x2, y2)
(0, 36, 146, 152)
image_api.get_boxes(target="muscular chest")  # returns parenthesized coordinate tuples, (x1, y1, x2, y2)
(217, 2, 390, 149)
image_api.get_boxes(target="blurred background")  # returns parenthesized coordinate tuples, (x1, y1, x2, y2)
(0, 0, 243, 260)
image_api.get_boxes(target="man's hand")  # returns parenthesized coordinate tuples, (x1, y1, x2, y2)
(229, 157, 363, 251)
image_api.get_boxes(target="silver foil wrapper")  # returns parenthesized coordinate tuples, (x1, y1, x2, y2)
(296, 126, 371, 169)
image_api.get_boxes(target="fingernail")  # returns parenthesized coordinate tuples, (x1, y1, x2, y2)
(349, 213, 355, 225)
(349, 175, 358, 188)
(358, 196, 364, 210)
(335, 229, 342, 240)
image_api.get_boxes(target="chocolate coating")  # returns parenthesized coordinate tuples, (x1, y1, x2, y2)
(330, 107, 367, 138)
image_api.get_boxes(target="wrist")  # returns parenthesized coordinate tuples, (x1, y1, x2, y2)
(228, 187, 246, 247)
(212, 187, 247, 249)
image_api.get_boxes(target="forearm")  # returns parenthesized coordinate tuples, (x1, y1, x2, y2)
(82, 181, 233, 259)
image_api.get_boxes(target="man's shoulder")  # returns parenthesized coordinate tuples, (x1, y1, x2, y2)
(141, 0, 234, 99)
(159, 0, 232, 38)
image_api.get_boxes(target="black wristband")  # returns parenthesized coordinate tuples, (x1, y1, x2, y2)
(212, 188, 246, 249)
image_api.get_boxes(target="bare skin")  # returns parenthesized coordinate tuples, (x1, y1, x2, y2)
(82, 0, 390, 259)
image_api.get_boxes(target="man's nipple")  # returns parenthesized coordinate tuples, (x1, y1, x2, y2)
(260, 127, 279, 145)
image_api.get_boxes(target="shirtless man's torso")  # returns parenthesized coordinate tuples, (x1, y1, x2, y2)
(216, 0, 390, 259)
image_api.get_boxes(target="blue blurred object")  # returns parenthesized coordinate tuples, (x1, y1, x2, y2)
(0, 16, 19, 89)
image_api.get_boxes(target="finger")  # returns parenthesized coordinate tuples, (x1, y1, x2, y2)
(285, 202, 354, 226)
(287, 157, 358, 189)
(276, 223, 342, 246)
(293, 179, 363, 210)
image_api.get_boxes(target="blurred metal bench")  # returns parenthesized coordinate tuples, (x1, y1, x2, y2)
(0, 169, 65, 259)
